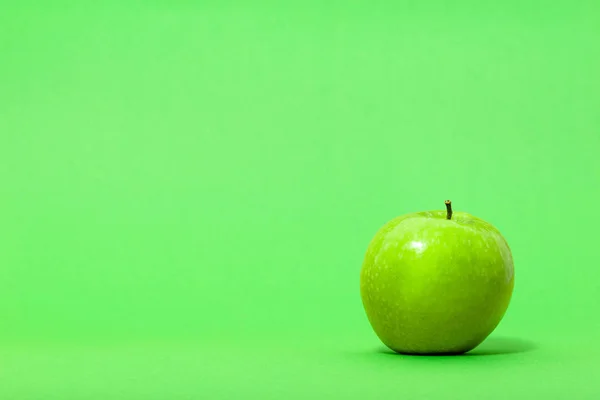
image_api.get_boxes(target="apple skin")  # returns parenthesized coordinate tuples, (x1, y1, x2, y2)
(360, 209, 514, 355)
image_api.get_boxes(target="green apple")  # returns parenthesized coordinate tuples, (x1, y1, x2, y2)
(360, 201, 514, 355)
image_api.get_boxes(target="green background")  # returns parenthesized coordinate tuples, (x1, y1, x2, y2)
(1, 1, 599, 398)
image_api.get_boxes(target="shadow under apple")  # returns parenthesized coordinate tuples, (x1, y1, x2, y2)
(378, 336, 537, 357)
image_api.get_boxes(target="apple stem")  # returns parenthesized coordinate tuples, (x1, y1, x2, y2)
(445, 200, 452, 220)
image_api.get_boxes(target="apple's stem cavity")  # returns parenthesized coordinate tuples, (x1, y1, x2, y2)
(445, 200, 452, 220)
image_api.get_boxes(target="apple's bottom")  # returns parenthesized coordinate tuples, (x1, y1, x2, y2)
(391, 349, 469, 356)
(383, 338, 483, 356)
(385, 345, 475, 356)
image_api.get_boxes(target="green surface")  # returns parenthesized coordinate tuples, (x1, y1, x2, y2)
(1, 1, 599, 398)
